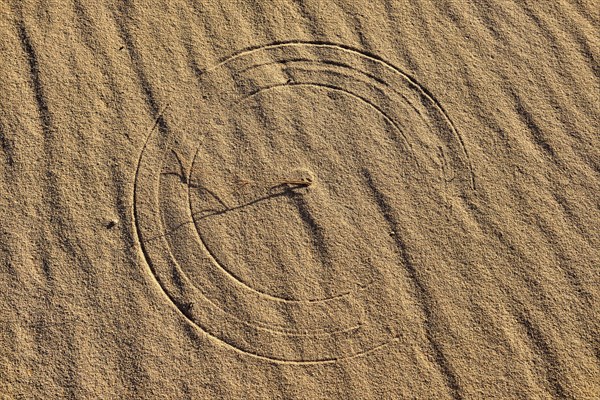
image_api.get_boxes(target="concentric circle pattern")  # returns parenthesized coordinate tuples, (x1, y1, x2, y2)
(134, 43, 474, 364)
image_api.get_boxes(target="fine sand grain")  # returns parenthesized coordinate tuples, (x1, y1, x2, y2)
(1, 1, 599, 398)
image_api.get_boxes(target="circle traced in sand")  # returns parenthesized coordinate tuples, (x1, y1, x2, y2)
(134, 43, 474, 363)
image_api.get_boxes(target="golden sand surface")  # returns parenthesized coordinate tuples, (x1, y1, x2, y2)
(0, 1, 598, 398)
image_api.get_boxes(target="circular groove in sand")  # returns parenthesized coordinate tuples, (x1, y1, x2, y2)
(134, 42, 474, 363)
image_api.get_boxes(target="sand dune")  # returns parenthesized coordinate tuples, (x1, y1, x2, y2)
(1, 0, 599, 398)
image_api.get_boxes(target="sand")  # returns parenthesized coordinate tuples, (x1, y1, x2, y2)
(1, 0, 599, 398)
